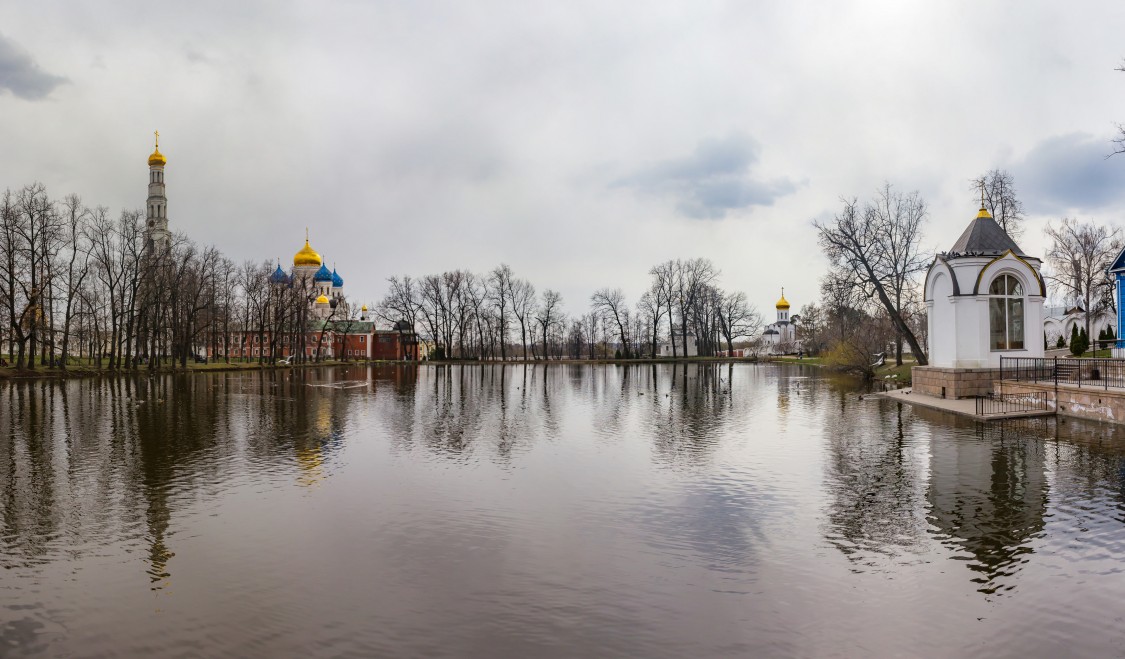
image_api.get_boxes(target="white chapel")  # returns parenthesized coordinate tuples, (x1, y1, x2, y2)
(923, 202, 1045, 369)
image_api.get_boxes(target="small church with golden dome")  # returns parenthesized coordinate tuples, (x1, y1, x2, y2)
(763, 290, 800, 354)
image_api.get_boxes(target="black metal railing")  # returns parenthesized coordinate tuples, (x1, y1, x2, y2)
(1000, 356, 1125, 390)
(974, 391, 1049, 416)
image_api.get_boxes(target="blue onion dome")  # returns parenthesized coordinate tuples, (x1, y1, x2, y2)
(313, 263, 333, 282)
(331, 267, 344, 288)
(269, 264, 289, 285)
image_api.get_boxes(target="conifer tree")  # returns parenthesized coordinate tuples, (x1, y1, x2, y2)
(1070, 325, 1086, 356)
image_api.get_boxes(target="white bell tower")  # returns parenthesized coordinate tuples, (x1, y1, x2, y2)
(145, 130, 171, 255)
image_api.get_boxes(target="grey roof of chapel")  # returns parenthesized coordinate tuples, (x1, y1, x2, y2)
(946, 208, 1026, 257)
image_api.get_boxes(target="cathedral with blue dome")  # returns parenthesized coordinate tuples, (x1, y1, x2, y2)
(269, 232, 353, 320)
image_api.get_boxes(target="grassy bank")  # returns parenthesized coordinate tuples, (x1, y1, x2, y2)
(771, 354, 916, 384)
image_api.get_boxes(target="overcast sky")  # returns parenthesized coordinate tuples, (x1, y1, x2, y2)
(3, 1, 1125, 315)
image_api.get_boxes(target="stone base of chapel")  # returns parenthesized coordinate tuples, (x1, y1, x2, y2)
(911, 366, 999, 399)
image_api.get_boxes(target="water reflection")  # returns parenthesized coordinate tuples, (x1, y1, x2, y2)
(822, 396, 929, 567)
(0, 368, 371, 592)
(921, 411, 1049, 595)
(3, 364, 1125, 657)
(649, 363, 741, 466)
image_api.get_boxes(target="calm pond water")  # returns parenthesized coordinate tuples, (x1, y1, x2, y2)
(2, 363, 1125, 657)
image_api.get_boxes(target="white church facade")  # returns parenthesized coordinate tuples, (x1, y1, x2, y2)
(913, 203, 1045, 398)
(763, 290, 800, 355)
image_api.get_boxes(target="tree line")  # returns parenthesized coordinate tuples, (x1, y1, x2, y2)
(376, 258, 763, 361)
(13, 166, 1115, 375)
(0, 182, 348, 371)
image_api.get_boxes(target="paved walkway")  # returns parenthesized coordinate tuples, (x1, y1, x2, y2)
(873, 388, 1055, 421)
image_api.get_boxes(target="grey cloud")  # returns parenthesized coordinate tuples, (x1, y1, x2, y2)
(616, 133, 800, 219)
(185, 49, 211, 64)
(0, 33, 66, 101)
(1011, 132, 1125, 213)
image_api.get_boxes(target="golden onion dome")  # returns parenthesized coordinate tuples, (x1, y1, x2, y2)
(148, 130, 166, 167)
(294, 239, 322, 267)
(315, 294, 329, 304)
(776, 290, 790, 310)
(361, 304, 368, 312)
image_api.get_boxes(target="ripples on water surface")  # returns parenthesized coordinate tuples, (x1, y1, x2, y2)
(2, 363, 1125, 657)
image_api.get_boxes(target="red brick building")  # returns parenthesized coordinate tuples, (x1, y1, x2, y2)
(212, 320, 418, 362)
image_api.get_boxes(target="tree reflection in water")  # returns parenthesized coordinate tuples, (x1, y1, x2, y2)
(0, 368, 359, 592)
(647, 362, 741, 467)
(386, 364, 573, 464)
(821, 388, 930, 568)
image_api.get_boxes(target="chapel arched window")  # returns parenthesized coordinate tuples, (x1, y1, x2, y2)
(989, 274, 1024, 350)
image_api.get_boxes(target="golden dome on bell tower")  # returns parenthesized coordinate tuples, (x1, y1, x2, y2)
(148, 130, 166, 167)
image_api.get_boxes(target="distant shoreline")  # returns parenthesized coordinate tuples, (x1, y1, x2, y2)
(0, 355, 822, 381)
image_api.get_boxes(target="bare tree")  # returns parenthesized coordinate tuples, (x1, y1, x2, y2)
(648, 260, 679, 356)
(673, 258, 718, 357)
(57, 195, 92, 369)
(715, 290, 761, 354)
(815, 186, 929, 365)
(795, 303, 825, 355)
(591, 288, 630, 358)
(510, 278, 536, 360)
(378, 274, 425, 359)
(464, 273, 490, 360)
(0, 189, 27, 366)
(971, 169, 1025, 241)
(12, 183, 61, 369)
(581, 312, 598, 359)
(869, 184, 928, 365)
(636, 291, 663, 358)
(1044, 217, 1123, 340)
(488, 264, 514, 361)
(536, 289, 562, 360)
